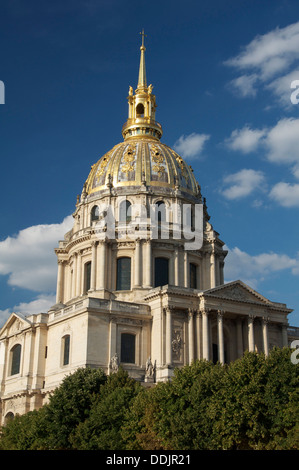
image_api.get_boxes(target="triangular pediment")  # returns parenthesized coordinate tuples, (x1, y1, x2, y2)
(202, 280, 271, 305)
(0, 312, 31, 338)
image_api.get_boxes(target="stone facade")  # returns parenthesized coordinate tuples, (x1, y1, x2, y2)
(0, 38, 297, 425)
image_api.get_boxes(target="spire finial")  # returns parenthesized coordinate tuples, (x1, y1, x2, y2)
(137, 29, 147, 90)
(140, 29, 147, 49)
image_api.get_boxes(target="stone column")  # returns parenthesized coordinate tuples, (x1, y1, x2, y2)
(217, 310, 225, 364)
(188, 309, 194, 364)
(97, 240, 106, 290)
(184, 251, 188, 288)
(174, 247, 179, 286)
(144, 239, 152, 288)
(56, 260, 65, 303)
(72, 253, 77, 298)
(165, 307, 172, 365)
(262, 317, 269, 356)
(236, 318, 243, 358)
(248, 315, 255, 352)
(196, 310, 202, 359)
(282, 323, 289, 347)
(90, 241, 97, 291)
(210, 249, 216, 288)
(134, 238, 141, 287)
(202, 309, 210, 360)
(108, 319, 117, 372)
(76, 250, 82, 296)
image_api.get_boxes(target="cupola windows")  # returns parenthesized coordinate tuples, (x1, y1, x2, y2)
(136, 103, 145, 118)
(119, 200, 132, 223)
(91, 205, 100, 223)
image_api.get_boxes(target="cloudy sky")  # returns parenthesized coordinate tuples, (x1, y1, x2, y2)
(0, 0, 299, 327)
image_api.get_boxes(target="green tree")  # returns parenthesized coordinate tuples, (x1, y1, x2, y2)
(212, 348, 299, 449)
(37, 366, 107, 449)
(71, 367, 142, 449)
(123, 360, 226, 450)
(0, 408, 48, 450)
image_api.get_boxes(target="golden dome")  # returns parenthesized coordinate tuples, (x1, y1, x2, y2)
(84, 32, 199, 198)
(85, 138, 198, 195)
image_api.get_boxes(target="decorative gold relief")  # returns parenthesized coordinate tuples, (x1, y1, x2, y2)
(95, 150, 113, 180)
(121, 144, 136, 174)
(150, 144, 166, 176)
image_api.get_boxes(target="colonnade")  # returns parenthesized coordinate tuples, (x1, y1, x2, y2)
(163, 307, 289, 366)
(56, 238, 222, 303)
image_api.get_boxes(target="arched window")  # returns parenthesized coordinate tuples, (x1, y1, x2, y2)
(5, 412, 14, 424)
(91, 205, 100, 223)
(189, 263, 198, 289)
(155, 200, 166, 223)
(84, 261, 91, 293)
(119, 200, 132, 223)
(154, 257, 169, 287)
(116, 257, 131, 290)
(121, 333, 135, 363)
(62, 335, 70, 366)
(136, 103, 144, 118)
(10, 344, 21, 375)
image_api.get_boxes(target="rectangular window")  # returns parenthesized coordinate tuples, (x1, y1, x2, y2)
(189, 263, 197, 289)
(85, 262, 91, 293)
(121, 333, 135, 363)
(154, 257, 169, 287)
(11, 344, 21, 375)
(116, 257, 131, 290)
(63, 335, 70, 366)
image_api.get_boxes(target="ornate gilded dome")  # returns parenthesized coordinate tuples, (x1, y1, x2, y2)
(84, 31, 199, 198)
(85, 139, 198, 196)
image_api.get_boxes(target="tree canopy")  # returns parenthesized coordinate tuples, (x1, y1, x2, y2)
(0, 348, 298, 450)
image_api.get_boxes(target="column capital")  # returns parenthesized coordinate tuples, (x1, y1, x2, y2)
(217, 309, 225, 317)
(188, 308, 195, 318)
(201, 308, 211, 316)
(164, 305, 174, 314)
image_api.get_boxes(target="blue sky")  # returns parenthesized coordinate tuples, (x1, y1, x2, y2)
(1, 0, 299, 327)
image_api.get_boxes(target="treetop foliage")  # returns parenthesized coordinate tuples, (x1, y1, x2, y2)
(0, 348, 298, 450)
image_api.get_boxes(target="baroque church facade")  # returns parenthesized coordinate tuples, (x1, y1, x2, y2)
(0, 35, 296, 424)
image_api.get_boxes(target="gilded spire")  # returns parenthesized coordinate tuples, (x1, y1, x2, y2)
(122, 31, 163, 141)
(137, 29, 147, 90)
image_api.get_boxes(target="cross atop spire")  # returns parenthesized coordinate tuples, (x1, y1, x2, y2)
(140, 29, 147, 49)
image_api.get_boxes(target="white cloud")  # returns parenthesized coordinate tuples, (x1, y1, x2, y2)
(225, 125, 266, 153)
(0, 294, 56, 326)
(174, 132, 210, 159)
(265, 117, 299, 165)
(225, 21, 299, 78)
(228, 74, 259, 97)
(0, 215, 73, 292)
(221, 169, 266, 200)
(224, 118, 299, 206)
(225, 21, 299, 106)
(267, 69, 299, 106)
(224, 246, 299, 287)
(269, 182, 299, 207)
